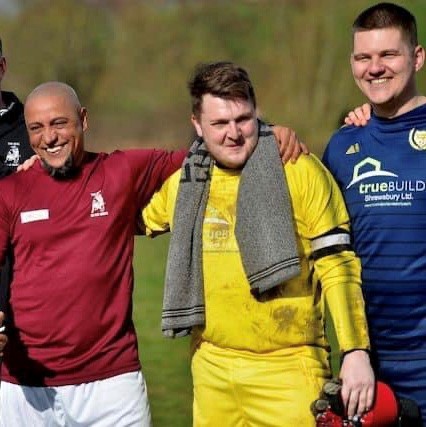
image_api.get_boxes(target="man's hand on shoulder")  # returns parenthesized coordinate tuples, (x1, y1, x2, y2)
(17, 154, 39, 172)
(344, 103, 371, 127)
(272, 125, 309, 163)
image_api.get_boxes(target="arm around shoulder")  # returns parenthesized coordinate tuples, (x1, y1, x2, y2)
(142, 170, 181, 236)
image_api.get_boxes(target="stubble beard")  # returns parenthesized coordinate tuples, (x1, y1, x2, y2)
(41, 155, 79, 180)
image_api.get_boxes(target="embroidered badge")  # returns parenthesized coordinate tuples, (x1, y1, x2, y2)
(409, 128, 426, 151)
(90, 191, 108, 217)
(5, 144, 20, 167)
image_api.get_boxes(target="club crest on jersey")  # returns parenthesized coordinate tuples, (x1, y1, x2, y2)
(90, 191, 108, 217)
(409, 128, 426, 151)
(5, 144, 20, 167)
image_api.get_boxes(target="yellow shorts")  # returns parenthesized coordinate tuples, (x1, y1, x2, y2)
(192, 342, 331, 427)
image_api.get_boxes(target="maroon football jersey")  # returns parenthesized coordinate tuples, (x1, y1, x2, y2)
(0, 149, 185, 386)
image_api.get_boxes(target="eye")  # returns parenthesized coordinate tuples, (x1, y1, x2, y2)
(236, 116, 251, 124)
(211, 121, 227, 128)
(28, 125, 41, 133)
(53, 120, 67, 128)
(354, 55, 370, 62)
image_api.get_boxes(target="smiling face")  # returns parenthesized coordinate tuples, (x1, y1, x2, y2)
(191, 94, 258, 169)
(351, 27, 425, 117)
(25, 83, 87, 177)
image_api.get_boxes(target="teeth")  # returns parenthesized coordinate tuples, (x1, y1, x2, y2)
(371, 78, 388, 84)
(46, 146, 61, 153)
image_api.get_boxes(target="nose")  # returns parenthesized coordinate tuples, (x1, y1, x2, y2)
(368, 56, 386, 76)
(228, 121, 241, 141)
(42, 127, 58, 145)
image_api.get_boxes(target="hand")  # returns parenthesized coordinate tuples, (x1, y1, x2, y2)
(272, 125, 309, 163)
(16, 154, 39, 172)
(339, 350, 375, 418)
(0, 311, 8, 356)
(344, 103, 372, 127)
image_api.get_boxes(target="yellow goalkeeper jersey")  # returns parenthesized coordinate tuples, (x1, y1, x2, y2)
(142, 154, 369, 354)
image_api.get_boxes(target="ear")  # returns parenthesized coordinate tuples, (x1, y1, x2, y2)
(191, 114, 203, 138)
(414, 45, 425, 72)
(80, 107, 88, 132)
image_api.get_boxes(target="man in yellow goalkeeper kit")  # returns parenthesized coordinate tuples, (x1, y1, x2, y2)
(142, 61, 374, 427)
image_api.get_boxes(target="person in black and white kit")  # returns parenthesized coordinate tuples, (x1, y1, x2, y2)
(0, 39, 33, 177)
(0, 37, 34, 337)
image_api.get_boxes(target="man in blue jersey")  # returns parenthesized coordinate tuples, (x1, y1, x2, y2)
(322, 2, 426, 424)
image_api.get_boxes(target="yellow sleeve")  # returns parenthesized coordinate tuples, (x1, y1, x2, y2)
(285, 154, 370, 353)
(321, 252, 369, 353)
(142, 170, 180, 236)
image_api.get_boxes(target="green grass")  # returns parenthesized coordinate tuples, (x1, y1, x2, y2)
(133, 235, 192, 427)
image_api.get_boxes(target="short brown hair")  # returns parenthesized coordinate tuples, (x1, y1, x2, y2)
(353, 2, 418, 48)
(188, 61, 257, 118)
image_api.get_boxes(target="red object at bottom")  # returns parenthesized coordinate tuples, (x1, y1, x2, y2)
(316, 381, 399, 426)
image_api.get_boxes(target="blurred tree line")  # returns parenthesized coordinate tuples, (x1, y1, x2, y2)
(1, 0, 425, 154)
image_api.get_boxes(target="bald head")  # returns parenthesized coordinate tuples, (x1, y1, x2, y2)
(24, 81, 88, 178)
(25, 81, 81, 114)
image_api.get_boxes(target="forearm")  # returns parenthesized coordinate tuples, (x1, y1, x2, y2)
(321, 253, 370, 353)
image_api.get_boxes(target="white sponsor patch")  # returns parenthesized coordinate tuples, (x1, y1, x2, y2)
(20, 209, 49, 224)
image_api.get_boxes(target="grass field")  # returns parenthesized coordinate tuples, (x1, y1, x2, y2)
(132, 233, 340, 426)
(133, 235, 192, 427)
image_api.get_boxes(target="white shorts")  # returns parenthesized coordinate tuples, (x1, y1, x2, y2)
(0, 370, 151, 427)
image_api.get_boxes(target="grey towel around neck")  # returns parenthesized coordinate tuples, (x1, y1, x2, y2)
(162, 121, 301, 338)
